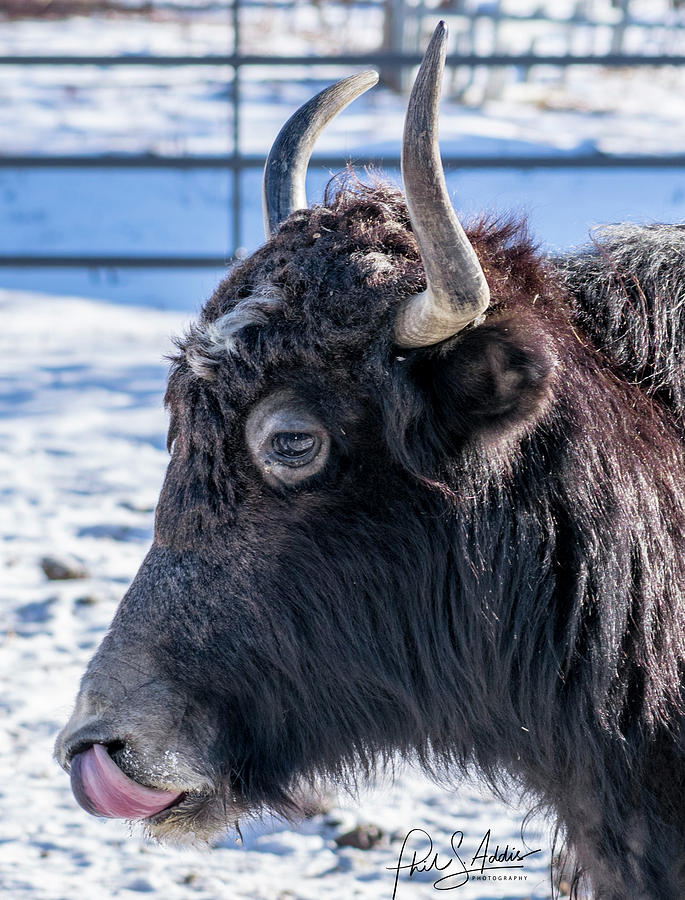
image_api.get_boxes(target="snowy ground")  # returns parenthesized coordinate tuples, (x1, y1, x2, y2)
(1, 288, 555, 900)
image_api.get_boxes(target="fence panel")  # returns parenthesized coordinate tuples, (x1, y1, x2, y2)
(1, 0, 685, 267)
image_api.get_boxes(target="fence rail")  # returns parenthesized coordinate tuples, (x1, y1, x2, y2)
(5, 153, 685, 169)
(3, 0, 685, 268)
(0, 254, 232, 267)
(3, 52, 685, 66)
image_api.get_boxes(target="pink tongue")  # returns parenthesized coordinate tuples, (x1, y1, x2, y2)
(70, 743, 183, 819)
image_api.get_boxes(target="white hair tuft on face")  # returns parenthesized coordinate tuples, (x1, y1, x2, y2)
(185, 285, 284, 379)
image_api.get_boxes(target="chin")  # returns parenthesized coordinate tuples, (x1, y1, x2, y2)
(142, 791, 243, 846)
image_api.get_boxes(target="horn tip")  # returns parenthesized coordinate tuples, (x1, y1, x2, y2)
(357, 70, 379, 89)
(424, 20, 448, 57)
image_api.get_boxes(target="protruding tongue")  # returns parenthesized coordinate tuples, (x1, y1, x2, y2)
(70, 743, 183, 819)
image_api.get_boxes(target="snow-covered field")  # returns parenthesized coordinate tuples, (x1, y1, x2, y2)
(3, 2, 685, 897)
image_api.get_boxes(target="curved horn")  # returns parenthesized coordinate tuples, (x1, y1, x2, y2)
(263, 71, 379, 238)
(395, 22, 490, 349)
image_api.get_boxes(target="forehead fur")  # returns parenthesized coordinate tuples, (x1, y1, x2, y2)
(171, 177, 549, 406)
(188, 180, 427, 372)
(185, 285, 284, 380)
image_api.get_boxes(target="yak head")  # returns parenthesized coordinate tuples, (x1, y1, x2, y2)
(55, 23, 559, 842)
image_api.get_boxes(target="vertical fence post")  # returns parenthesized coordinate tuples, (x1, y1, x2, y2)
(231, 0, 242, 258)
(381, 0, 406, 92)
(610, 0, 630, 55)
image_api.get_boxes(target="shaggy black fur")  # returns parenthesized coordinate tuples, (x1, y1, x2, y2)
(559, 223, 685, 428)
(60, 181, 685, 899)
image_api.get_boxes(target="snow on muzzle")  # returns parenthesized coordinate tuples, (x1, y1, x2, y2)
(70, 743, 184, 819)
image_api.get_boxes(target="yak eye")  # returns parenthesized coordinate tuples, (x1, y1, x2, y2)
(272, 432, 317, 463)
(245, 389, 331, 487)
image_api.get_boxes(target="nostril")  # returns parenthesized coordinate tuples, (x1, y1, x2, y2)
(104, 739, 125, 759)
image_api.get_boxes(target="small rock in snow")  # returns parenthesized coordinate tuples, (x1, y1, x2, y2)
(40, 555, 88, 581)
(335, 823, 384, 850)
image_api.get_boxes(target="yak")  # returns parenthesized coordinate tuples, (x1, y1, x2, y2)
(55, 22, 685, 899)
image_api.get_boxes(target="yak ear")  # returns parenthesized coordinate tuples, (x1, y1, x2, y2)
(419, 314, 556, 448)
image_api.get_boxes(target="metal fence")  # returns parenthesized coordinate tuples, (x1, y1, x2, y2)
(3, 0, 685, 268)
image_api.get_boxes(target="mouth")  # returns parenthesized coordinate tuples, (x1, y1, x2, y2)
(67, 743, 238, 842)
(70, 743, 188, 820)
